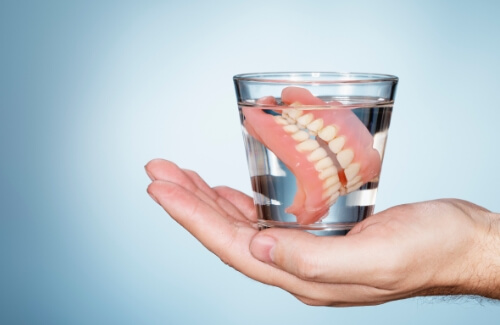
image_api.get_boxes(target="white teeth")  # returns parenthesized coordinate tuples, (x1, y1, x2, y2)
(319, 166, 337, 180)
(315, 157, 334, 171)
(347, 175, 362, 187)
(307, 118, 324, 134)
(307, 147, 328, 162)
(297, 113, 314, 127)
(323, 175, 340, 188)
(274, 116, 289, 125)
(326, 191, 340, 205)
(322, 186, 340, 200)
(347, 181, 363, 193)
(276, 111, 364, 199)
(328, 136, 345, 153)
(318, 125, 337, 142)
(327, 181, 342, 193)
(291, 130, 309, 142)
(287, 109, 303, 120)
(344, 163, 361, 181)
(295, 139, 320, 152)
(283, 124, 299, 133)
(337, 149, 354, 168)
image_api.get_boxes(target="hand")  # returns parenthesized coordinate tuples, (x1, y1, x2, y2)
(145, 159, 500, 306)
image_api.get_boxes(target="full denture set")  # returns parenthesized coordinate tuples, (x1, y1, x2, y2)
(243, 87, 381, 225)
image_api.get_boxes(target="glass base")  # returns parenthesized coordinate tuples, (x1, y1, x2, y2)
(257, 220, 354, 236)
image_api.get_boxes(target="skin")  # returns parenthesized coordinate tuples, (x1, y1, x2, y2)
(145, 159, 500, 306)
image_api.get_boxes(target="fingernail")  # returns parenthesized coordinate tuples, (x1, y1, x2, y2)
(145, 166, 155, 181)
(250, 235, 276, 264)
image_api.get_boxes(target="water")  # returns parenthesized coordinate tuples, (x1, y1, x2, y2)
(239, 97, 393, 236)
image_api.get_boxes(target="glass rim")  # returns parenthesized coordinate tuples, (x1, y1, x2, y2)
(233, 72, 398, 84)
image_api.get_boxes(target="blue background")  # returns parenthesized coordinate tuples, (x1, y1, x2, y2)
(1, 0, 499, 324)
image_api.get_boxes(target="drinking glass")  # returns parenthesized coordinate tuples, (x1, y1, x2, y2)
(234, 72, 398, 235)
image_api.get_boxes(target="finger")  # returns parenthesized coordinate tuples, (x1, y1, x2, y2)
(249, 227, 394, 287)
(183, 172, 250, 223)
(146, 159, 250, 222)
(214, 186, 258, 222)
(150, 161, 219, 202)
(293, 290, 388, 307)
(145, 159, 232, 219)
(146, 159, 200, 188)
(290, 279, 399, 306)
(292, 294, 327, 306)
(184, 169, 218, 200)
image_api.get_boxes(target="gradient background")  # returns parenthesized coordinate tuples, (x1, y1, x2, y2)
(1, 0, 499, 324)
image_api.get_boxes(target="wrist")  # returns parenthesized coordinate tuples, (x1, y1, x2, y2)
(423, 201, 500, 300)
(473, 211, 500, 299)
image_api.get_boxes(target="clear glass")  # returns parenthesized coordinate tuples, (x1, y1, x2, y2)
(234, 72, 398, 236)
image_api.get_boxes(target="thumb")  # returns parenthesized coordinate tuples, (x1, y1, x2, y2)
(250, 228, 377, 284)
(249, 229, 335, 281)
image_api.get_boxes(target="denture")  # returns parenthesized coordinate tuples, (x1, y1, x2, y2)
(243, 87, 381, 225)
